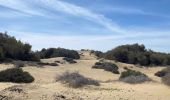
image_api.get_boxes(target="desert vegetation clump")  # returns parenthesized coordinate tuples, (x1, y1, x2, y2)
(155, 67, 170, 86)
(37, 48, 80, 59)
(56, 71, 99, 88)
(155, 67, 170, 77)
(90, 50, 104, 58)
(37, 62, 58, 66)
(14, 61, 25, 68)
(104, 43, 170, 66)
(92, 61, 119, 74)
(0, 68, 34, 83)
(63, 57, 77, 64)
(119, 69, 151, 84)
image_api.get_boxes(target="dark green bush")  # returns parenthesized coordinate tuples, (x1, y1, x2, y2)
(156, 67, 170, 86)
(92, 62, 119, 74)
(119, 69, 151, 84)
(37, 62, 58, 66)
(37, 48, 80, 59)
(90, 50, 103, 58)
(162, 73, 170, 86)
(63, 57, 77, 64)
(155, 70, 167, 77)
(0, 68, 34, 83)
(56, 72, 99, 88)
(104, 44, 170, 66)
(120, 69, 146, 79)
(0, 32, 40, 61)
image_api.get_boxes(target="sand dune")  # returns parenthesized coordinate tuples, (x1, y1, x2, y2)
(0, 51, 170, 100)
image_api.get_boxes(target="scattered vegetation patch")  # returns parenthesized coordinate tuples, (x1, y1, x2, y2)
(92, 62, 119, 74)
(162, 73, 170, 86)
(119, 69, 151, 84)
(155, 67, 170, 77)
(155, 70, 167, 77)
(13, 61, 25, 68)
(37, 62, 58, 66)
(56, 72, 99, 88)
(0, 68, 34, 83)
(156, 67, 170, 86)
(63, 57, 77, 64)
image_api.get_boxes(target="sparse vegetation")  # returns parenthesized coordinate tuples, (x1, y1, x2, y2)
(0, 68, 34, 83)
(14, 61, 25, 68)
(155, 67, 170, 86)
(56, 72, 99, 88)
(63, 57, 77, 64)
(119, 69, 151, 84)
(37, 62, 58, 66)
(162, 73, 170, 86)
(104, 44, 170, 66)
(92, 61, 119, 74)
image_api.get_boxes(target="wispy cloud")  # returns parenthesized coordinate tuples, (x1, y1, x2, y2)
(0, 0, 125, 33)
(96, 6, 170, 18)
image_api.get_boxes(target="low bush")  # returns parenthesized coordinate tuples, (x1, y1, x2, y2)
(162, 73, 170, 86)
(155, 70, 167, 77)
(119, 69, 151, 84)
(56, 72, 99, 88)
(63, 57, 77, 64)
(92, 62, 119, 74)
(156, 67, 170, 86)
(104, 44, 170, 66)
(155, 67, 170, 77)
(0, 68, 34, 83)
(14, 61, 25, 68)
(37, 48, 80, 59)
(37, 62, 58, 66)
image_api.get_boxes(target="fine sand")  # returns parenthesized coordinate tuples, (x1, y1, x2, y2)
(0, 51, 170, 100)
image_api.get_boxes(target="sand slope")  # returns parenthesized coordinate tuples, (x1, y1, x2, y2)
(0, 51, 170, 100)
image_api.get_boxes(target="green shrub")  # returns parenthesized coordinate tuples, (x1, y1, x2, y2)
(104, 44, 170, 66)
(92, 62, 119, 74)
(119, 69, 151, 84)
(0, 32, 40, 61)
(56, 72, 99, 88)
(0, 68, 34, 83)
(37, 48, 80, 59)
(120, 69, 146, 78)
(156, 67, 170, 86)
(0, 48, 4, 61)
(63, 57, 77, 64)
(162, 73, 170, 86)
(155, 70, 167, 77)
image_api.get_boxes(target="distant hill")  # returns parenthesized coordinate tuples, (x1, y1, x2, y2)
(104, 44, 170, 66)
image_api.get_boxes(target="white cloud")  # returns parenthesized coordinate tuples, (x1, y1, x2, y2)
(0, 0, 125, 33)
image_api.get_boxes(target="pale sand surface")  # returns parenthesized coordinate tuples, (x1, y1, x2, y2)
(0, 51, 170, 100)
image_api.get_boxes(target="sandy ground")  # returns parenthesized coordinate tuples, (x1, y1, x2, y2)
(0, 51, 170, 100)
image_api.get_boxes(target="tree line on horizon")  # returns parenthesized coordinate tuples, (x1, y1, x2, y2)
(101, 44, 170, 66)
(1, 32, 170, 66)
(0, 32, 80, 62)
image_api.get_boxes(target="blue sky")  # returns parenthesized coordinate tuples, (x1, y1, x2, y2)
(0, 0, 170, 52)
